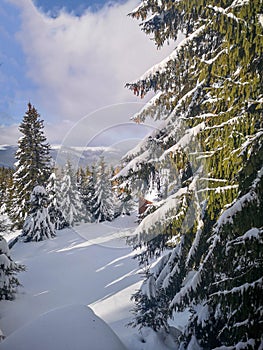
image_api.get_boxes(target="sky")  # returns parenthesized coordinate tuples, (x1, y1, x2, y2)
(0, 0, 174, 147)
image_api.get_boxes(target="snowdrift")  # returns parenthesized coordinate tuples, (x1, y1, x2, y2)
(0, 304, 127, 350)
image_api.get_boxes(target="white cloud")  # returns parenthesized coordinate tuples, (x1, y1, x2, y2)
(5, 0, 174, 145)
(0, 123, 20, 145)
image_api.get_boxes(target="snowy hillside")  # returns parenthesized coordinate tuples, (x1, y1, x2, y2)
(0, 305, 127, 350)
(0, 215, 185, 350)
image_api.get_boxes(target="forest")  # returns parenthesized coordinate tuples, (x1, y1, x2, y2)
(0, 0, 262, 349)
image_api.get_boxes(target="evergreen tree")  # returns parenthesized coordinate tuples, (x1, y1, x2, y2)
(0, 167, 14, 209)
(11, 103, 52, 228)
(46, 171, 67, 230)
(117, 0, 263, 348)
(22, 185, 55, 242)
(76, 166, 93, 222)
(93, 158, 115, 222)
(0, 229, 24, 300)
(60, 161, 84, 226)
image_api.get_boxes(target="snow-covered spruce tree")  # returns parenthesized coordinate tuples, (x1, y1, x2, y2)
(46, 171, 67, 230)
(115, 0, 263, 348)
(0, 167, 14, 212)
(22, 185, 55, 242)
(0, 168, 13, 235)
(11, 103, 52, 228)
(85, 164, 98, 222)
(76, 167, 93, 222)
(0, 233, 24, 300)
(60, 161, 85, 227)
(173, 135, 263, 349)
(93, 157, 115, 222)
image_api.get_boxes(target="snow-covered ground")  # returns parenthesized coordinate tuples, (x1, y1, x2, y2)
(0, 214, 184, 350)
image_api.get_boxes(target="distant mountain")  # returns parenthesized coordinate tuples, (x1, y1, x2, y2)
(0, 145, 17, 168)
(0, 139, 140, 168)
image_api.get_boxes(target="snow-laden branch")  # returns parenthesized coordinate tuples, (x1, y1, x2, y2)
(210, 277, 263, 297)
(215, 166, 263, 233)
(130, 25, 206, 83)
(161, 122, 206, 160)
(207, 5, 247, 25)
(133, 187, 188, 238)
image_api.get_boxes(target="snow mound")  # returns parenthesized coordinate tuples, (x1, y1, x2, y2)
(0, 304, 127, 350)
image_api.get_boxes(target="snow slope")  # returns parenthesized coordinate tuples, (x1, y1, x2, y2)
(0, 216, 140, 349)
(0, 304, 127, 350)
(0, 215, 184, 349)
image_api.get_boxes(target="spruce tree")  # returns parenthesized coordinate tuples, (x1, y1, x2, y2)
(46, 171, 67, 230)
(0, 167, 14, 209)
(117, 0, 263, 348)
(11, 103, 52, 228)
(93, 157, 115, 222)
(76, 166, 93, 223)
(60, 161, 84, 227)
(22, 185, 55, 242)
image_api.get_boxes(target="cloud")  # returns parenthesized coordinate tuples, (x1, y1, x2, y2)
(0, 123, 20, 145)
(4, 0, 173, 146)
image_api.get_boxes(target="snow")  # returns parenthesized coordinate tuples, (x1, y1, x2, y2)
(130, 91, 163, 121)
(202, 49, 227, 65)
(53, 145, 113, 152)
(30, 185, 46, 196)
(132, 187, 187, 239)
(0, 304, 127, 350)
(116, 149, 151, 178)
(239, 130, 263, 157)
(210, 277, 263, 297)
(134, 26, 206, 82)
(162, 122, 206, 159)
(207, 6, 244, 24)
(0, 214, 186, 349)
(0, 223, 134, 343)
(230, 0, 249, 8)
(170, 270, 201, 308)
(185, 335, 202, 350)
(215, 166, 263, 232)
(196, 303, 210, 328)
(1, 231, 21, 245)
(212, 338, 256, 350)
(226, 227, 262, 250)
(0, 145, 9, 151)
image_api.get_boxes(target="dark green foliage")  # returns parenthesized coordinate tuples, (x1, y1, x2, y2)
(120, 0, 263, 348)
(11, 103, 52, 228)
(76, 166, 93, 222)
(93, 158, 115, 222)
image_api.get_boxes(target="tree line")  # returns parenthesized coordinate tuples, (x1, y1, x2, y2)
(0, 103, 134, 303)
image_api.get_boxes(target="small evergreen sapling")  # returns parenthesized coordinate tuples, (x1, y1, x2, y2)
(22, 185, 56, 242)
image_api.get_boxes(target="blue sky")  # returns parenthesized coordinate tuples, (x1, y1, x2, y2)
(0, 0, 173, 146)
(34, 0, 116, 16)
